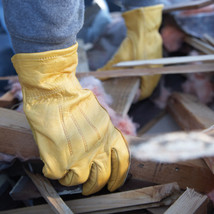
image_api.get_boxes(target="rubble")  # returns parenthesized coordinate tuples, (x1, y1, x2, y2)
(0, 1, 214, 213)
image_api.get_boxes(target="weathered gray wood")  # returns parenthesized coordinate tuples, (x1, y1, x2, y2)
(1, 63, 214, 81)
(165, 188, 209, 214)
(163, 0, 214, 13)
(103, 77, 140, 116)
(25, 170, 73, 214)
(114, 54, 214, 68)
(0, 182, 179, 214)
(185, 37, 214, 54)
(167, 92, 214, 173)
(76, 63, 214, 79)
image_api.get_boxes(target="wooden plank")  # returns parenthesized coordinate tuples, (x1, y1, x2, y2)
(0, 201, 158, 214)
(165, 188, 209, 214)
(0, 182, 179, 214)
(167, 92, 214, 130)
(114, 54, 214, 68)
(129, 158, 214, 194)
(76, 63, 214, 79)
(25, 170, 73, 214)
(0, 91, 18, 108)
(102, 77, 140, 116)
(0, 108, 39, 159)
(1, 63, 214, 81)
(203, 34, 214, 47)
(147, 206, 169, 214)
(185, 37, 214, 54)
(167, 92, 214, 173)
(163, 0, 214, 13)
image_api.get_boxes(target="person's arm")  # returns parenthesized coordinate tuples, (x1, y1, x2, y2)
(2, 0, 84, 53)
(3, 0, 130, 195)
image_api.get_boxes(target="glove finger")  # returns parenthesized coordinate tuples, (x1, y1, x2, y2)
(108, 136, 130, 192)
(83, 158, 111, 196)
(42, 157, 67, 180)
(59, 165, 90, 187)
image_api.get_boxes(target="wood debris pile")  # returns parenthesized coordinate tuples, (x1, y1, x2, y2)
(0, 1, 214, 213)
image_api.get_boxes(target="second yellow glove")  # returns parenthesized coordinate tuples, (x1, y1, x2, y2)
(99, 4, 163, 100)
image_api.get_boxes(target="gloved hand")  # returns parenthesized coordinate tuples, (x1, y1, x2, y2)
(12, 43, 130, 195)
(99, 4, 163, 100)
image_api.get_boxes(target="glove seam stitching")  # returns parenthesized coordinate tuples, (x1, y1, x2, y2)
(78, 107, 101, 140)
(59, 105, 73, 155)
(70, 111, 88, 152)
(26, 89, 63, 100)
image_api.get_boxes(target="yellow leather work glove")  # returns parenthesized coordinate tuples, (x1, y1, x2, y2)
(12, 43, 130, 196)
(99, 4, 163, 100)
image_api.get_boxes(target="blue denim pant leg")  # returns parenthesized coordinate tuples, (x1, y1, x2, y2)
(2, 0, 84, 53)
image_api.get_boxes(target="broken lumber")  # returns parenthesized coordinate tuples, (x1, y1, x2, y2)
(185, 37, 214, 54)
(0, 91, 18, 109)
(168, 93, 214, 130)
(1, 63, 214, 81)
(2, 108, 214, 193)
(167, 92, 214, 173)
(165, 188, 209, 214)
(113, 54, 214, 68)
(76, 63, 214, 79)
(163, 0, 214, 13)
(0, 182, 179, 214)
(129, 158, 214, 193)
(102, 77, 140, 116)
(203, 34, 214, 47)
(25, 170, 73, 214)
(0, 108, 39, 159)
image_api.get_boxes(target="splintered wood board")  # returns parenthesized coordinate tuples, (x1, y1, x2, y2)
(168, 93, 214, 130)
(76, 63, 214, 80)
(2, 63, 214, 81)
(167, 92, 214, 173)
(185, 37, 214, 54)
(165, 188, 209, 214)
(203, 34, 214, 47)
(130, 158, 214, 193)
(114, 54, 214, 68)
(0, 182, 179, 214)
(163, 0, 214, 13)
(102, 77, 140, 116)
(25, 170, 73, 214)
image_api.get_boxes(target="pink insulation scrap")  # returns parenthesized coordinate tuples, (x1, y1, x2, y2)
(80, 76, 137, 136)
(182, 73, 214, 104)
(10, 76, 137, 136)
(9, 76, 23, 101)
